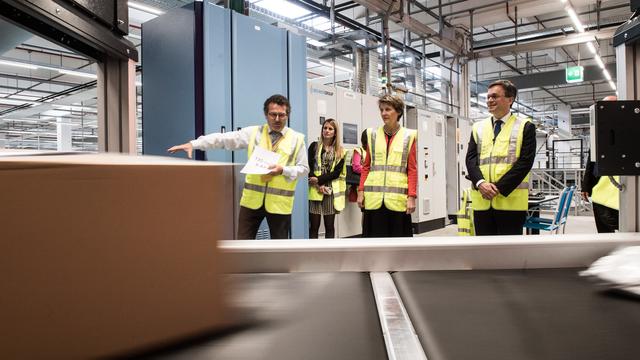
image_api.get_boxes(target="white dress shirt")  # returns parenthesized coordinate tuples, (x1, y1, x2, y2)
(190, 125, 309, 181)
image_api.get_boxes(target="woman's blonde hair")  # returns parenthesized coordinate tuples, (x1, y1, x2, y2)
(320, 118, 344, 159)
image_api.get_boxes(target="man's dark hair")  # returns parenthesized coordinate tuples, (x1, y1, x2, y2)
(263, 94, 291, 116)
(488, 79, 518, 99)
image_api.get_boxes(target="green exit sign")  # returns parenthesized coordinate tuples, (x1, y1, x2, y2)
(566, 66, 584, 83)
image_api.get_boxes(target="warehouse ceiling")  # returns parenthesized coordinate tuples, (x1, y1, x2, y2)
(0, 0, 633, 151)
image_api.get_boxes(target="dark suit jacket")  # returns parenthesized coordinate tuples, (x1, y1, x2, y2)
(582, 160, 599, 196)
(465, 118, 537, 197)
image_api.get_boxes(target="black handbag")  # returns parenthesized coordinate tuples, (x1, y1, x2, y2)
(345, 165, 361, 185)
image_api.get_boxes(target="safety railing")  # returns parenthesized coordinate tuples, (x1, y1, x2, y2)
(530, 168, 590, 215)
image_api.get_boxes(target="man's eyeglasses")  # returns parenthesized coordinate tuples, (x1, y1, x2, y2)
(268, 112, 288, 119)
(487, 95, 510, 101)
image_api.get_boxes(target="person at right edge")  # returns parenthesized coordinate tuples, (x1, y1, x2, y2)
(465, 79, 536, 235)
(581, 95, 620, 233)
(357, 94, 417, 237)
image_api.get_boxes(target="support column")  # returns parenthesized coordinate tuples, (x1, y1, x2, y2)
(97, 57, 137, 153)
(616, 43, 639, 232)
(458, 60, 470, 118)
(56, 117, 73, 151)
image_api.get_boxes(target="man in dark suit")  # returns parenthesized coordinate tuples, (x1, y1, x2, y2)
(465, 80, 537, 235)
(581, 95, 620, 233)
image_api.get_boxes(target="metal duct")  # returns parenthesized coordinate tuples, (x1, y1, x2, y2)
(368, 46, 380, 95)
(413, 63, 425, 106)
(355, 47, 367, 94)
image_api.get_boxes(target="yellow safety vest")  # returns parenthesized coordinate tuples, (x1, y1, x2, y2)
(240, 125, 304, 215)
(470, 114, 531, 211)
(308, 141, 346, 211)
(352, 147, 364, 165)
(363, 126, 416, 211)
(591, 176, 620, 210)
(457, 188, 474, 236)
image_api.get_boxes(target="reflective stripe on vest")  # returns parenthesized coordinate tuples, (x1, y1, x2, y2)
(470, 114, 530, 211)
(363, 126, 416, 211)
(592, 175, 620, 210)
(240, 125, 303, 214)
(308, 141, 346, 211)
(457, 188, 474, 236)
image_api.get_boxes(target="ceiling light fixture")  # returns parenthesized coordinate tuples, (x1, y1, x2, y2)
(58, 69, 98, 79)
(560, 1, 585, 33)
(566, 8, 584, 33)
(0, 59, 39, 70)
(560, 2, 613, 91)
(582, 39, 616, 91)
(0, 98, 39, 106)
(594, 54, 605, 69)
(318, 60, 353, 73)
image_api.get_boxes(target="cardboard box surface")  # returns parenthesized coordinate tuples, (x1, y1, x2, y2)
(0, 153, 234, 358)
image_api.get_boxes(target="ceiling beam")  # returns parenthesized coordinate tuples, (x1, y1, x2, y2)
(350, 0, 465, 55)
(497, 63, 617, 91)
(473, 26, 616, 59)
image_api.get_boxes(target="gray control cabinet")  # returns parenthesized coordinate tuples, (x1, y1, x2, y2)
(143, 2, 308, 238)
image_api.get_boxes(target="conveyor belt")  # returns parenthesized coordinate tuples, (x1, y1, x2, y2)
(393, 268, 640, 360)
(145, 272, 388, 360)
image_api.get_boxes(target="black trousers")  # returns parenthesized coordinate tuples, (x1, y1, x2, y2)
(362, 205, 413, 238)
(237, 205, 291, 239)
(473, 208, 526, 236)
(592, 203, 619, 233)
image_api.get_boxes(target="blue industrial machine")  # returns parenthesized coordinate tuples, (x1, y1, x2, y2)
(142, 2, 308, 239)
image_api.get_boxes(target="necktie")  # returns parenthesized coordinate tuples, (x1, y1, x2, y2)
(269, 131, 282, 151)
(269, 131, 282, 146)
(493, 120, 502, 140)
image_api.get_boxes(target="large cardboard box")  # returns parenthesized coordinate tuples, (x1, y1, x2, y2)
(0, 153, 235, 358)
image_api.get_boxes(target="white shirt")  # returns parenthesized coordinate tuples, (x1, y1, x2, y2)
(190, 125, 309, 181)
(475, 112, 512, 188)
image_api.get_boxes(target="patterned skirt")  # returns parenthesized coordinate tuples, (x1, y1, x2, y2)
(309, 193, 339, 215)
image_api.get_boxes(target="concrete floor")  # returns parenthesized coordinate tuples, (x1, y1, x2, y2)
(417, 214, 598, 237)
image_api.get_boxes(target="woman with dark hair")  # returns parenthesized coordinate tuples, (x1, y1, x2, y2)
(357, 94, 417, 237)
(308, 118, 346, 238)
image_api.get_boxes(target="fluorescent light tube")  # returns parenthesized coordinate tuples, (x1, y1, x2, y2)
(318, 60, 353, 72)
(0, 60, 39, 70)
(594, 55, 605, 69)
(128, 1, 164, 15)
(567, 8, 584, 33)
(58, 69, 97, 79)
